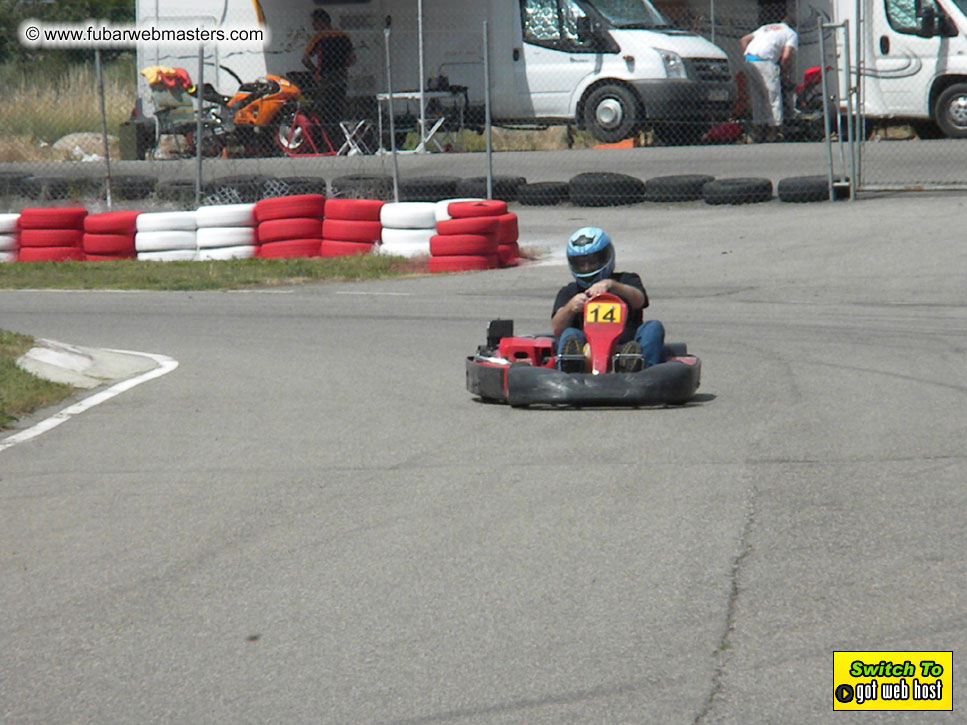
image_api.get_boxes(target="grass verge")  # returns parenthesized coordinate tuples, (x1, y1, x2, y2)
(0, 255, 428, 291)
(0, 330, 75, 431)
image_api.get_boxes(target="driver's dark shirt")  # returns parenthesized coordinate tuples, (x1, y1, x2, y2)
(552, 271, 648, 335)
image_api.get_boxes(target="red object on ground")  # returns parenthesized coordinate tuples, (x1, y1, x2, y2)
(319, 240, 375, 257)
(428, 254, 498, 273)
(19, 229, 84, 248)
(447, 200, 507, 218)
(257, 217, 323, 243)
(321, 219, 383, 243)
(84, 210, 141, 234)
(429, 234, 498, 256)
(324, 198, 385, 221)
(82, 233, 136, 255)
(18, 207, 88, 230)
(85, 252, 137, 261)
(254, 194, 326, 223)
(497, 242, 520, 267)
(17, 246, 85, 262)
(257, 239, 322, 258)
(436, 216, 500, 236)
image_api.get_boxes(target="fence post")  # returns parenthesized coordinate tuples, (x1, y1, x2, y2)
(195, 45, 204, 208)
(95, 49, 113, 210)
(483, 20, 493, 201)
(383, 16, 400, 203)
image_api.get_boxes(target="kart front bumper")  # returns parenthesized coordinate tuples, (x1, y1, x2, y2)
(466, 357, 701, 407)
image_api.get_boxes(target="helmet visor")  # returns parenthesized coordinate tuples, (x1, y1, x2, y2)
(569, 247, 612, 276)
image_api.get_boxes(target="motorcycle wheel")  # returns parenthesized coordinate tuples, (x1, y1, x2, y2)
(276, 111, 311, 154)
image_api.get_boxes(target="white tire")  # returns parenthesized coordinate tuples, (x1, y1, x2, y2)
(136, 211, 198, 232)
(377, 240, 431, 258)
(0, 213, 19, 234)
(0, 250, 15, 263)
(197, 245, 256, 261)
(137, 249, 197, 262)
(135, 230, 197, 253)
(434, 197, 483, 223)
(379, 202, 437, 229)
(0, 234, 16, 251)
(380, 226, 434, 247)
(196, 203, 256, 228)
(196, 226, 256, 249)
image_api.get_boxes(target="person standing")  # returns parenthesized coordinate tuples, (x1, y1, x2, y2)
(302, 8, 356, 129)
(740, 13, 798, 142)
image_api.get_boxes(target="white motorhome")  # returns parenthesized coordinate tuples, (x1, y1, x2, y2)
(136, 0, 736, 142)
(821, 0, 967, 136)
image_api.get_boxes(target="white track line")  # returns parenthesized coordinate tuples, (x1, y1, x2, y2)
(0, 350, 179, 454)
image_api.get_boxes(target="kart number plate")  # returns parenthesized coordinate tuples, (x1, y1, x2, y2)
(585, 301, 622, 324)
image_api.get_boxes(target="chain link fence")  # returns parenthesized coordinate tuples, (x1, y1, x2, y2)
(4, 0, 967, 210)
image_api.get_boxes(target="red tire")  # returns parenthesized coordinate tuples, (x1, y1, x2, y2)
(254, 194, 326, 223)
(430, 233, 497, 256)
(82, 233, 136, 255)
(257, 217, 323, 243)
(85, 252, 136, 261)
(18, 207, 88, 230)
(319, 240, 375, 257)
(84, 210, 141, 235)
(17, 246, 85, 262)
(256, 239, 321, 258)
(428, 254, 498, 273)
(324, 198, 385, 221)
(19, 229, 84, 248)
(447, 200, 507, 218)
(496, 213, 519, 244)
(498, 242, 520, 267)
(321, 219, 383, 243)
(435, 216, 500, 236)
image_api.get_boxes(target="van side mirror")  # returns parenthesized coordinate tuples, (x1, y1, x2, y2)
(917, 2, 938, 36)
(576, 16, 595, 43)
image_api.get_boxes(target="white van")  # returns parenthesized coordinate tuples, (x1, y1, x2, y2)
(485, 0, 735, 143)
(829, 0, 967, 136)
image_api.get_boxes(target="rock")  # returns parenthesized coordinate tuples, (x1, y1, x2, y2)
(51, 132, 120, 160)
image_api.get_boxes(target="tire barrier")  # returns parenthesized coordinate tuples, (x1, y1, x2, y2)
(777, 175, 850, 203)
(136, 210, 197, 261)
(645, 175, 716, 202)
(431, 203, 520, 272)
(0, 214, 19, 261)
(568, 172, 647, 207)
(195, 202, 258, 261)
(203, 175, 276, 205)
(111, 175, 157, 201)
(82, 210, 141, 260)
(518, 182, 569, 206)
(434, 197, 483, 223)
(17, 206, 87, 262)
(254, 194, 325, 259)
(702, 177, 774, 205)
(455, 176, 527, 202)
(331, 174, 394, 201)
(320, 197, 385, 257)
(399, 176, 460, 202)
(380, 202, 437, 257)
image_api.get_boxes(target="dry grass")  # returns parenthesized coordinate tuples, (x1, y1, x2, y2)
(0, 56, 136, 157)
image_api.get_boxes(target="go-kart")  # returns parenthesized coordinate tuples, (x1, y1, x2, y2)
(466, 293, 701, 407)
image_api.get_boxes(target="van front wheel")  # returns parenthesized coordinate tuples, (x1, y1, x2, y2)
(583, 85, 640, 144)
(935, 83, 967, 138)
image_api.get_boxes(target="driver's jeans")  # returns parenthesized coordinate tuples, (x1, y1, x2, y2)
(556, 320, 665, 370)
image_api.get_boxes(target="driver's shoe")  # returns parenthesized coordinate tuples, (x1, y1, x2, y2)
(559, 337, 585, 373)
(615, 341, 643, 373)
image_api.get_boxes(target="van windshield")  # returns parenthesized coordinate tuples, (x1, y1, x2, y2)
(584, 0, 673, 28)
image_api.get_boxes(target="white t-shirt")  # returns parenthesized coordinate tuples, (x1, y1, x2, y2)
(745, 22, 798, 63)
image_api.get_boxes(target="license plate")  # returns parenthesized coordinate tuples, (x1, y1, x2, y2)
(585, 301, 622, 325)
(708, 89, 730, 102)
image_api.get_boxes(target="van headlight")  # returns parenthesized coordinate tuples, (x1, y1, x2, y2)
(657, 49, 687, 79)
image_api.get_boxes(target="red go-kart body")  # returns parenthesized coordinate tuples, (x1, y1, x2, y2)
(466, 293, 701, 407)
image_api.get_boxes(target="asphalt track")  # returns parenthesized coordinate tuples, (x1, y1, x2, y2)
(1, 192, 966, 723)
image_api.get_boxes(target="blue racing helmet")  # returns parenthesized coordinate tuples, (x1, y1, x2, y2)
(566, 227, 614, 289)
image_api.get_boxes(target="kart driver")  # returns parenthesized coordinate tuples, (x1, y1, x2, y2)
(552, 227, 665, 373)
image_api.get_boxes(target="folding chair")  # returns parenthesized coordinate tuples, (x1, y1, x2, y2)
(337, 119, 373, 156)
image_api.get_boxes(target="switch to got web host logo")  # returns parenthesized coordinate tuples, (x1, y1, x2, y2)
(833, 651, 952, 711)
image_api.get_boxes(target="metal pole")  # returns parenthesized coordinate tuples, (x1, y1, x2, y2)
(195, 45, 204, 208)
(818, 24, 835, 200)
(384, 17, 400, 202)
(709, 0, 715, 45)
(853, 0, 863, 196)
(842, 20, 857, 199)
(95, 49, 113, 210)
(417, 0, 426, 153)
(483, 20, 493, 200)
